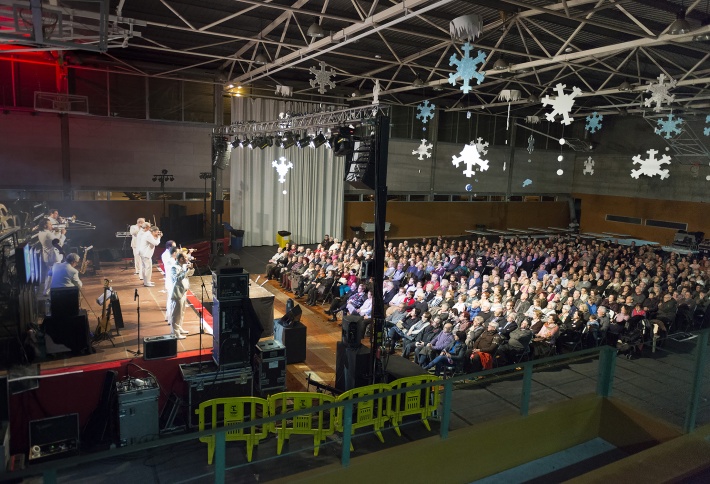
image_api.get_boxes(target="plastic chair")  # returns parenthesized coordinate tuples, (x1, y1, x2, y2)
(267, 391, 336, 456)
(388, 375, 440, 436)
(335, 384, 392, 450)
(195, 397, 270, 464)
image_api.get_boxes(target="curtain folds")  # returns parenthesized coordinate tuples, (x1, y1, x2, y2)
(230, 98, 344, 246)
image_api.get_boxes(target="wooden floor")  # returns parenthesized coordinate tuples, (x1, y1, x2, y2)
(38, 261, 345, 393)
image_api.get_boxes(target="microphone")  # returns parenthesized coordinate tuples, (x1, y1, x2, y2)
(134, 288, 138, 301)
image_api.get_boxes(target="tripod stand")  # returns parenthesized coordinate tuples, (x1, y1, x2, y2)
(127, 288, 142, 356)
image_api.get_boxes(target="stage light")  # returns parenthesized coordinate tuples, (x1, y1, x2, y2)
(256, 136, 273, 149)
(247, 138, 255, 149)
(310, 133, 327, 148)
(297, 135, 311, 148)
(280, 133, 296, 149)
(326, 134, 337, 149)
(239, 137, 249, 148)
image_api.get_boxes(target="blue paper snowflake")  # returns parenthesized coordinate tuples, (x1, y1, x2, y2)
(655, 113, 683, 139)
(522, 179, 532, 187)
(704, 115, 710, 136)
(416, 100, 436, 123)
(585, 112, 603, 133)
(448, 42, 486, 94)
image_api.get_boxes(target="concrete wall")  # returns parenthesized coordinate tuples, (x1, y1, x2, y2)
(0, 111, 216, 191)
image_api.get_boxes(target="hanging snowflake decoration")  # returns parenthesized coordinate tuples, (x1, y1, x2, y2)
(527, 135, 535, 154)
(644, 74, 676, 113)
(309, 61, 336, 94)
(541, 83, 582, 125)
(522, 179, 532, 187)
(412, 139, 434, 160)
(451, 141, 490, 177)
(703, 115, 710, 136)
(585, 112, 603, 133)
(583, 156, 595, 175)
(631, 149, 671, 180)
(655, 113, 684, 139)
(272, 157, 293, 183)
(373, 79, 381, 105)
(416, 100, 436, 124)
(557, 169, 564, 176)
(474, 137, 489, 156)
(448, 42, 486, 94)
(525, 116, 541, 124)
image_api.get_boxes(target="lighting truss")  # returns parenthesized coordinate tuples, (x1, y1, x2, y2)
(213, 104, 389, 138)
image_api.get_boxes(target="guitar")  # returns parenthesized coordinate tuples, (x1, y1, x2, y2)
(79, 245, 94, 274)
(96, 279, 111, 335)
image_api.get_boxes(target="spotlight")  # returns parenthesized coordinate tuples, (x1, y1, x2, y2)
(311, 133, 327, 148)
(152, 177, 157, 182)
(280, 133, 296, 149)
(334, 125, 355, 156)
(230, 138, 240, 149)
(256, 136, 273, 149)
(326, 134, 337, 149)
(297, 135, 311, 148)
(247, 138, 255, 149)
(240, 137, 249, 148)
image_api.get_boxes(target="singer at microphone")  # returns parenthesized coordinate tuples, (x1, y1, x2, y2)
(134, 288, 138, 301)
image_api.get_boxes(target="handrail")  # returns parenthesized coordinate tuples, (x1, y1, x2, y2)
(4, 329, 708, 482)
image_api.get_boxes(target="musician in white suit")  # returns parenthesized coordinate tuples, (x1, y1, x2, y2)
(168, 252, 194, 339)
(138, 224, 161, 287)
(129, 217, 146, 278)
(38, 218, 65, 294)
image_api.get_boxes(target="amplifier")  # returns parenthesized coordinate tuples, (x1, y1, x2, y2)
(180, 362, 252, 428)
(253, 340, 286, 394)
(143, 334, 178, 360)
(212, 269, 249, 302)
(116, 377, 159, 446)
(28, 414, 79, 463)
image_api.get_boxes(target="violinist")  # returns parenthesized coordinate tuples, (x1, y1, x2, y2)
(38, 218, 65, 295)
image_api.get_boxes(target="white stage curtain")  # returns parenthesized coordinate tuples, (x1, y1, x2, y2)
(230, 98, 344, 246)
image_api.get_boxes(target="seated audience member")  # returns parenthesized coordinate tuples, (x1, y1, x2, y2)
(496, 320, 533, 365)
(416, 322, 454, 367)
(326, 284, 366, 321)
(393, 311, 432, 355)
(403, 316, 441, 359)
(265, 247, 285, 279)
(387, 307, 421, 351)
(531, 316, 559, 358)
(469, 321, 503, 371)
(423, 331, 468, 376)
(465, 316, 486, 347)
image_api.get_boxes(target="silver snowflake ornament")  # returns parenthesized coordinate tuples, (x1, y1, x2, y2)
(412, 139, 434, 160)
(272, 157, 293, 183)
(541, 83, 582, 125)
(309, 61, 336, 94)
(474, 137, 489, 156)
(585, 112, 603, 133)
(631, 149, 671, 180)
(451, 141, 490, 178)
(527, 135, 535, 154)
(704, 115, 710, 136)
(416, 100, 436, 123)
(583, 156, 595, 175)
(448, 42, 486, 94)
(655, 113, 684, 139)
(644, 74, 676, 113)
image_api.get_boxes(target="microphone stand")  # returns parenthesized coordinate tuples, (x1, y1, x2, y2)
(191, 259, 209, 373)
(127, 288, 142, 356)
(121, 224, 131, 271)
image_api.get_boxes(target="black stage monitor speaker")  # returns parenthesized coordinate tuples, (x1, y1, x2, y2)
(280, 304, 302, 327)
(335, 342, 371, 391)
(50, 287, 80, 319)
(143, 335, 178, 360)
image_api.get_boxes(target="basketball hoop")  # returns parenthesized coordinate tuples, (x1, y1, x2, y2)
(690, 163, 700, 178)
(19, 8, 59, 39)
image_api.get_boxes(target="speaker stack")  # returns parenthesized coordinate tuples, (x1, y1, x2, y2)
(212, 267, 251, 370)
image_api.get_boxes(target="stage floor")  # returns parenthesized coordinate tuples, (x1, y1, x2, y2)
(37, 260, 346, 393)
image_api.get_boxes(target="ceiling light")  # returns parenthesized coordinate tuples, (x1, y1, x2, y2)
(694, 17, 710, 41)
(307, 21, 325, 38)
(239, 137, 248, 148)
(254, 50, 267, 65)
(256, 136, 273, 150)
(351, 89, 361, 98)
(618, 79, 632, 91)
(375, 54, 382, 59)
(669, 10, 692, 35)
(413, 74, 424, 87)
(493, 57, 509, 71)
(311, 133, 327, 148)
(325, 134, 337, 149)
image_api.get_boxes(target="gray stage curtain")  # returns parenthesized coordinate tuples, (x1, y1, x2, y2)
(230, 98, 344, 246)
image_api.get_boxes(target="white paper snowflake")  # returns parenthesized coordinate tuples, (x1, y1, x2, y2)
(655, 113, 683, 139)
(585, 112, 603, 133)
(416, 100, 436, 124)
(272, 156, 293, 183)
(452, 141, 489, 177)
(583, 156, 595, 175)
(522, 179, 532, 187)
(525, 116, 541, 124)
(541, 83, 582, 125)
(527, 135, 535, 154)
(631, 149, 671, 180)
(474, 137, 489, 156)
(703, 115, 710, 136)
(373, 79, 381, 105)
(412, 139, 433, 160)
(448, 42, 486, 94)
(309, 61, 336, 94)
(644, 74, 676, 113)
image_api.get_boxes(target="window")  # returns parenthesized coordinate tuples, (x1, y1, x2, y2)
(149, 78, 182, 121)
(433, 194, 449, 201)
(109, 73, 146, 119)
(409, 194, 428, 201)
(490, 195, 505, 201)
(605, 215, 642, 225)
(645, 219, 687, 230)
(387, 194, 407, 201)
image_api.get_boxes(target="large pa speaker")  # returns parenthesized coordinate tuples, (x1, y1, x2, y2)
(212, 298, 250, 368)
(50, 287, 80, 319)
(335, 342, 371, 391)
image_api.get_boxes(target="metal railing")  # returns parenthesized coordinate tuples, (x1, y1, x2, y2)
(4, 328, 708, 484)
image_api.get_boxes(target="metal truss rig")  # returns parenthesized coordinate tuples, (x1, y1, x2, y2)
(213, 104, 389, 137)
